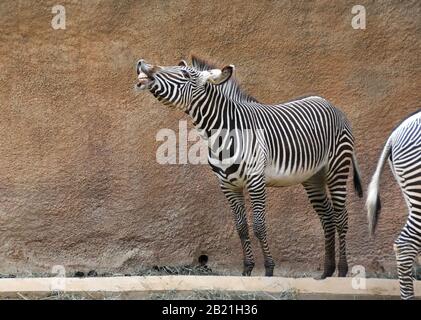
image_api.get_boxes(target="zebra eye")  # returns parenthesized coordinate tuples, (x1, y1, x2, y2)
(181, 70, 191, 79)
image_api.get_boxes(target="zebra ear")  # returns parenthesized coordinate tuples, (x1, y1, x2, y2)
(178, 60, 188, 67)
(207, 65, 234, 85)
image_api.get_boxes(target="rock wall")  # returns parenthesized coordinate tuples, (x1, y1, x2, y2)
(0, 0, 420, 275)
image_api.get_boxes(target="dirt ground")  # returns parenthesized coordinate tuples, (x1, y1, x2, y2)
(0, 264, 405, 280)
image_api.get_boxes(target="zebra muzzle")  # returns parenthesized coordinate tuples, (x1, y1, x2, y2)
(136, 59, 157, 90)
(137, 72, 150, 85)
(136, 72, 151, 90)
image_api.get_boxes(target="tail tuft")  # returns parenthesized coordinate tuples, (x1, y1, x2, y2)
(353, 166, 363, 198)
(367, 190, 381, 237)
(352, 154, 363, 198)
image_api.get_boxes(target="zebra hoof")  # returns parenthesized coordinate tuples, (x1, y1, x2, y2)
(338, 268, 348, 277)
(265, 264, 275, 276)
(265, 268, 274, 277)
(338, 262, 348, 277)
(315, 267, 336, 280)
(242, 262, 255, 276)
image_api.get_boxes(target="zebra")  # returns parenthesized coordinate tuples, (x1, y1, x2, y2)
(135, 56, 363, 278)
(366, 110, 421, 299)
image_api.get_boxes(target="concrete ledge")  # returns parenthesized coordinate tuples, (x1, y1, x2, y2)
(0, 276, 419, 298)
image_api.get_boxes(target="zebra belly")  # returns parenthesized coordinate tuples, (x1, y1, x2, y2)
(264, 165, 323, 187)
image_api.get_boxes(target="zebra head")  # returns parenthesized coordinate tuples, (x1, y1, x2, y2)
(135, 59, 234, 109)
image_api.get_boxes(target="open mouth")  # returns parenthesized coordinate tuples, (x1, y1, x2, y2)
(136, 72, 153, 90)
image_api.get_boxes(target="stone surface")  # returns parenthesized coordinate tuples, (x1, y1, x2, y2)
(0, 0, 420, 275)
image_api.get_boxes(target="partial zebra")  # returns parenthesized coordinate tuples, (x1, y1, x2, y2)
(136, 56, 363, 278)
(367, 110, 421, 300)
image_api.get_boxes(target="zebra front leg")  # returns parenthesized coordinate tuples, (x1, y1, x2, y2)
(221, 186, 255, 276)
(247, 177, 275, 276)
(303, 180, 336, 279)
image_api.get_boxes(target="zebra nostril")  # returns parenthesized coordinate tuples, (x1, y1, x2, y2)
(136, 59, 144, 75)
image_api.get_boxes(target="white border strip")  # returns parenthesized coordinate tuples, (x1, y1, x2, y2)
(0, 276, 419, 298)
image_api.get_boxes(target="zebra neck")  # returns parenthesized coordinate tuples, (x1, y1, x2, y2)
(187, 86, 235, 139)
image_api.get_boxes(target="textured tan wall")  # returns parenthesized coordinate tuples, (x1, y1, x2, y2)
(0, 0, 420, 276)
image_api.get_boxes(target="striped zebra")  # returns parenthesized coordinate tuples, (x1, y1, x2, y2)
(136, 56, 363, 278)
(366, 110, 421, 299)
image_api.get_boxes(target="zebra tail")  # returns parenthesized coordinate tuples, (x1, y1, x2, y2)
(352, 153, 363, 198)
(366, 140, 392, 237)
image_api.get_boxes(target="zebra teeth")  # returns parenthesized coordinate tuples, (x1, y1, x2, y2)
(138, 78, 149, 85)
(138, 77, 150, 85)
(136, 72, 153, 90)
(138, 72, 152, 84)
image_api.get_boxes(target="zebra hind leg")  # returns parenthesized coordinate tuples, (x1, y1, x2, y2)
(327, 165, 351, 277)
(221, 186, 255, 276)
(303, 177, 336, 279)
(394, 235, 418, 300)
(248, 177, 275, 276)
(392, 159, 421, 298)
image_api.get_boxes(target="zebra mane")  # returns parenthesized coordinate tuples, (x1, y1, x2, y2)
(191, 55, 259, 103)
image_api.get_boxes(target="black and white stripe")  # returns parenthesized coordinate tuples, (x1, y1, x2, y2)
(138, 56, 363, 278)
(366, 110, 421, 300)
